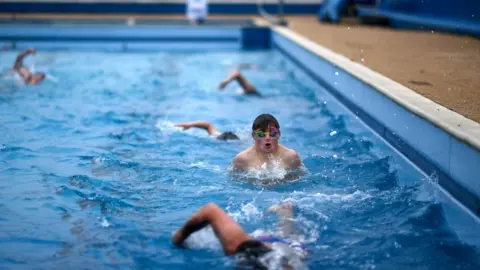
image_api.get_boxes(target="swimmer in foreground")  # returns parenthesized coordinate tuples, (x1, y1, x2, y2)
(175, 120, 239, 141)
(12, 48, 45, 85)
(232, 114, 302, 171)
(218, 64, 261, 96)
(171, 201, 308, 269)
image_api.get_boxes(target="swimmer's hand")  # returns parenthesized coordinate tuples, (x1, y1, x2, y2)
(171, 231, 187, 248)
(218, 80, 228, 91)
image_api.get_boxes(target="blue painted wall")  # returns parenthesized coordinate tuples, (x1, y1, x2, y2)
(379, 0, 479, 23)
(0, 1, 320, 14)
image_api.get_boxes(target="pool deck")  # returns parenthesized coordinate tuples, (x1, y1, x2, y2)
(2, 13, 479, 125)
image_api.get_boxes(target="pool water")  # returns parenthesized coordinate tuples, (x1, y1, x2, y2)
(0, 50, 479, 269)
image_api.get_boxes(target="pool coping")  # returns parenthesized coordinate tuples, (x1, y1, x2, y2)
(267, 25, 480, 152)
(260, 19, 480, 224)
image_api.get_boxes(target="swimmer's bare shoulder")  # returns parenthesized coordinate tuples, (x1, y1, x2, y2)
(280, 145, 302, 169)
(232, 146, 255, 171)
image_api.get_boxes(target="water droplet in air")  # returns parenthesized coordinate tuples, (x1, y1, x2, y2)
(330, 130, 337, 136)
(335, 72, 339, 76)
(333, 154, 338, 159)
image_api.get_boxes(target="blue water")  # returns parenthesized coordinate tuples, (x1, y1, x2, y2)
(0, 50, 479, 269)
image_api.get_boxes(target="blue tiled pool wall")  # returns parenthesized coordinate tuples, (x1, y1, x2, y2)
(270, 32, 480, 224)
(1, 3, 320, 14)
(0, 25, 274, 51)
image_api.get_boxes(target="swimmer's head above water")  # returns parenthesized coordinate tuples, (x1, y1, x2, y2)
(218, 131, 240, 141)
(232, 114, 302, 171)
(251, 114, 281, 154)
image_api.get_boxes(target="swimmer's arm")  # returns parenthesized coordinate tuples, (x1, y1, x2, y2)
(285, 152, 302, 169)
(172, 203, 251, 255)
(231, 154, 249, 171)
(175, 121, 219, 136)
(13, 48, 35, 70)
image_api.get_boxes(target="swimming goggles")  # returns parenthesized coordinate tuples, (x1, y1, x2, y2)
(253, 128, 279, 138)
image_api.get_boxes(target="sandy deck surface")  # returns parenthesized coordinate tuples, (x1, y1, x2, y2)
(285, 16, 480, 123)
(2, 13, 479, 122)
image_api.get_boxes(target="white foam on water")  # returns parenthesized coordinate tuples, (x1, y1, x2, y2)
(183, 226, 222, 251)
(100, 217, 111, 228)
(227, 201, 263, 223)
(155, 120, 211, 139)
(288, 190, 372, 206)
(155, 120, 179, 133)
(195, 185, 223, 195)
(231, 156, 308, 187)
(26, 54, 36, 74)
(46, 74, 59, 83)
(243, 157, 288, 180)
(189, 161, 222, 172)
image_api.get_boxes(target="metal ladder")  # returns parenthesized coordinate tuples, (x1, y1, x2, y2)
(257, 0, 288, 26)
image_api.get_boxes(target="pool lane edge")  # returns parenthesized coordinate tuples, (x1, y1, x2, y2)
(269, 26, 480, 245)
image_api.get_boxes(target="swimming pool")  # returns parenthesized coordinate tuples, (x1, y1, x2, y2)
(1, 49, 479, 269)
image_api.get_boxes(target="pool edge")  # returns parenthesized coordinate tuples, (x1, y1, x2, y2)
(271, 26, 480, 151)
(269, 25, 480, 246)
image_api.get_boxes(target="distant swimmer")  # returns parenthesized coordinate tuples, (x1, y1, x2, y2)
(171, 201, 308, 269)
(175, 120, 239, 141)
(232, 114, 302, 171)
(218, 64, 262, 96)
(11, 48, 45, 85)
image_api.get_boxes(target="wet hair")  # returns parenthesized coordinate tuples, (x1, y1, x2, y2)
(217, 131, 239, 141)
(234, 240, 272, 270)
(252, 114, 280, 131)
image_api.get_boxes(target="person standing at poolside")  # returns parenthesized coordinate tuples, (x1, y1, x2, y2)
(232, 114, 302, 171)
